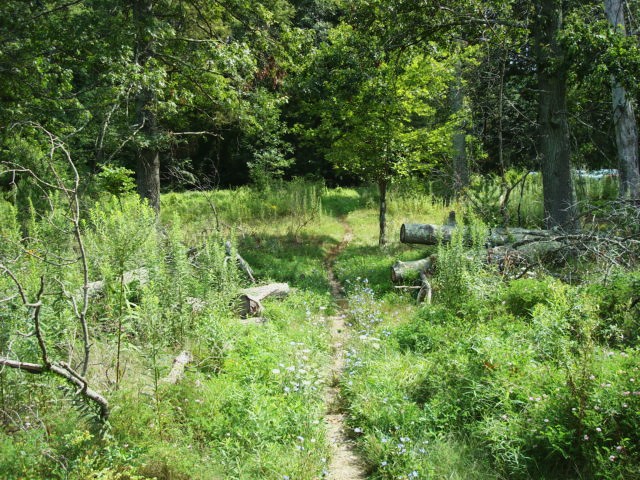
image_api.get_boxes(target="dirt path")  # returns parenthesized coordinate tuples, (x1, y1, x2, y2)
(323, 220, 367, 480)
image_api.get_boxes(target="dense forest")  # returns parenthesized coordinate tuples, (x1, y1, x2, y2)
(1, 1, 640, 479)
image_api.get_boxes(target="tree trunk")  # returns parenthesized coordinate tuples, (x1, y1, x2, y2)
(378, 179, 388, 246)
(534, 0, 577, 230)
(604, 0, 640, 201)
(400, 223, 554, 246)
(452, 53, 468, 195)
(161, 351, 192, 385)
(134, 0, 160, 213)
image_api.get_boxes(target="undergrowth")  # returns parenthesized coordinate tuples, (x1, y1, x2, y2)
(1, 176, 638, 479)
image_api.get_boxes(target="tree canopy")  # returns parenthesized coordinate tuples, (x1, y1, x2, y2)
(1, 0, 639, 221)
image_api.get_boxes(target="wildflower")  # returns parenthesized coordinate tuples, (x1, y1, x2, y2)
(583, 435, 589, 441)
(616, 446, 623, 452)
(609, 455, 616, 461)
(381, 461, 387, 467)
(272, 368, 281, 374)
(596, 427, 602, 432)
(353, 427, 363, 433)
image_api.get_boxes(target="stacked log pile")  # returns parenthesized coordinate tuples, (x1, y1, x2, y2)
(394, 222, 579, 303)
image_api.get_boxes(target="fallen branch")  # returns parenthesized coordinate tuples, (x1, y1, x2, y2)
(225, 241, 255, 283)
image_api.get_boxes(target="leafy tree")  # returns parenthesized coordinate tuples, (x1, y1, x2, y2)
(311, 20, 461, 244)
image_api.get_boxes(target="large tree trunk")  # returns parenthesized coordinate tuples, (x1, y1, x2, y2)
(452, 52, 468, 195)
(134, 0, 160, 213)
(534, 0, 577, 230)
(378, 179, 388, 246)
(604, 0, 640, 201)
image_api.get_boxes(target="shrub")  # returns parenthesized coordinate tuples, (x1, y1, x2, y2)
(395, 306, 457, 354)
(587, 271, 640, 347)
(503, 277, 565, 318)
(433, 216, 488, 308)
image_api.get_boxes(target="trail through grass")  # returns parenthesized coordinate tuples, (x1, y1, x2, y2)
(323, 218, 367, 479)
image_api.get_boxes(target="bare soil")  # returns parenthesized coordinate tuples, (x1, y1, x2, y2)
(323, 221, 367, 479)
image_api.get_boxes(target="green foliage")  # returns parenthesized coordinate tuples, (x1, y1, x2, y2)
(96, 166, 136, 197)
(588, 271, 640, 346)
(87, 194, 157, 279)
(504, 277, 565, 317)
(433, 216, 489, 308)
(395, 306, 458, 354)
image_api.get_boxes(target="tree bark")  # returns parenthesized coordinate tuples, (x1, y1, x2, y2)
(134, 0, 160, 213)
(604, 0, 640, 201)
(534, 0, 577, 230)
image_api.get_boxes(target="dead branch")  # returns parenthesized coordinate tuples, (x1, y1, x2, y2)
(0, 358, 109, 420)
(0, 124, 106, 419)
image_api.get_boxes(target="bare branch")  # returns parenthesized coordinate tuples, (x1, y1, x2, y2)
(0, 358, 109, 420)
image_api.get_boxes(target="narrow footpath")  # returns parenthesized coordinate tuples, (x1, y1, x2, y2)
(323, 220, 367, 480)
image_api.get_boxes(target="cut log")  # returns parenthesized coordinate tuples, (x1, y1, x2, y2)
(400, 223, 553, 247)
(400, 223, 456, 245)
(391, 256, 436, 283)
(161, 351, 192, 385)
(239, 282, 290, 317)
